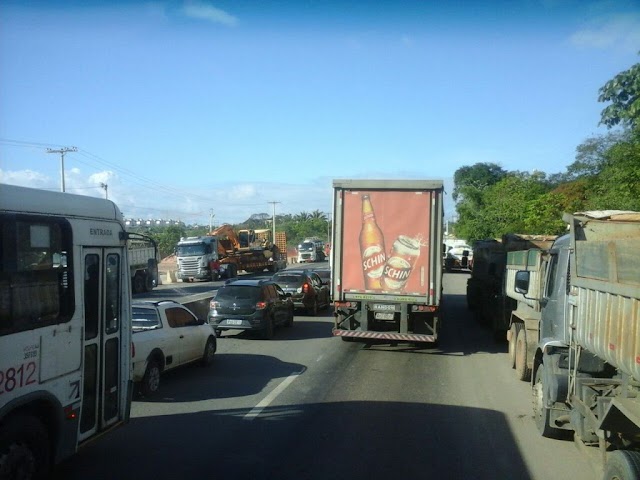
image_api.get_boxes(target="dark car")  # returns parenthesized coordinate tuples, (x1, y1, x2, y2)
(315, 268, 332, 301)
(271, 269, 330, 315)
(208, 279, 294, 339)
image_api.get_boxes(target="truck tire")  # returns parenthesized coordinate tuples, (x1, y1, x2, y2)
(533, 362, 565, 439)
(508, 323, 522, 369)
(515, 328, 531, 381)
(133, 273, 145, 294)
(603, 451, 640, 480)
(0, 414, 50, 480)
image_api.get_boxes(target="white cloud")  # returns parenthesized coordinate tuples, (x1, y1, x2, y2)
(0, 169, 53, 189)
(182, 0, 238, 26)
(570, 14, 640, 51)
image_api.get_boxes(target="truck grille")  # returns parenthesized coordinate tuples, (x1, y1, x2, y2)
(180, 258, 200, 275)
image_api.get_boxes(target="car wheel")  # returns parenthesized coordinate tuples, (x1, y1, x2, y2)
(262, 316, 274, 340)
(201, 337, 216, 366)
(308, 298, 318, 316)
(285, 307, 294, 328)
(0, 414, 50, 480)
(141, 360, 161, 396)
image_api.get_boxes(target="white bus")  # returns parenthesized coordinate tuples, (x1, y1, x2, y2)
(0, 184, 133, 479)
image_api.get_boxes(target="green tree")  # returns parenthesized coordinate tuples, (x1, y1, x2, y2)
(599, 59, 640, 130)
(587, 134, 640, 210)
(157, 225, 185, 258)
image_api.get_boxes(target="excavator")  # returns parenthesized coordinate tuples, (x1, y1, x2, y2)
(209, 224, 275, 259)
(207, 224, 285, 277)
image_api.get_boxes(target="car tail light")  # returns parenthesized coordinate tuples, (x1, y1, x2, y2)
(256, 301, 267, 310)
(302, 283, 310, 293)
(210, 300, 220, 309)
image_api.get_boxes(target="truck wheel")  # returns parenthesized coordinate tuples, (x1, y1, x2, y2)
(508, 323, 522, 369)
(603, 450, 640, 480)
(533, 363, 564, 438)
(201, 337, 216, 366)
(0, 414, 50, 480)
(141, 360, 161, 396)
(133, 273, 145, 294)
(515, 328, 531, 381)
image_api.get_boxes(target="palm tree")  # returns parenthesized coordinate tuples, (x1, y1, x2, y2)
(294, 212, 310, 222)
(309, 210, 327, 221)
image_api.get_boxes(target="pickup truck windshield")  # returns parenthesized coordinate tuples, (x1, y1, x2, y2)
(132, 308, 161, 331)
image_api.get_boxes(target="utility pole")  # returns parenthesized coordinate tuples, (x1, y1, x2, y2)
(100, 183, 108, 199)
(209, 209, 215, 234)
(268, 201, 280, 245)
(47, 146, 77, 192)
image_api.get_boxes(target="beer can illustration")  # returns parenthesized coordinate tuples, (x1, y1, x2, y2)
(359, 194, 386, 290)
(381, 235, 421, 292)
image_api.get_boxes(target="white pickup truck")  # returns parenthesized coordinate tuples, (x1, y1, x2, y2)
(131, 300, 217, 396)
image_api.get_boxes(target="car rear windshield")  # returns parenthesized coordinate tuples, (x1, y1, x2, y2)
(216, 285, 261, 300)
(132, 307, 161, 331)
(272, 274, 304, 284)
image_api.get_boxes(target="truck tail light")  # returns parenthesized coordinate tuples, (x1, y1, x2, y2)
(335, 301, 358, 308)
(302, 283, 310, 293)
(411, 305, 437, 313)
(256, 301, 267, 310)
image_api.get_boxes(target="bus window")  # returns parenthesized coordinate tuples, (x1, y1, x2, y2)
(0, 216, 74, 336)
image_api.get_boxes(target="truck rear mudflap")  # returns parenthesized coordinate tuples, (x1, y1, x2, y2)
(333, 329, 437, 343)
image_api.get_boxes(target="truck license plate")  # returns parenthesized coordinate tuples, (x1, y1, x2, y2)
(373, 304, 395, 311)
(226, 319, 243, 325)
(374, 312, 394, 320)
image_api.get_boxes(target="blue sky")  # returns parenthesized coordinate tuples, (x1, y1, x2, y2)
(1, 0, 638, 225)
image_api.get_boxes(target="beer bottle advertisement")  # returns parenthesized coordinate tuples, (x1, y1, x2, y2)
(341, 190, 433, 295)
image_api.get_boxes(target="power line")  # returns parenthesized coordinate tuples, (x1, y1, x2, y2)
(46, 146, 77, 192)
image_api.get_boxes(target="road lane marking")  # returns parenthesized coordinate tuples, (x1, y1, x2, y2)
(244, 372, 302, 421)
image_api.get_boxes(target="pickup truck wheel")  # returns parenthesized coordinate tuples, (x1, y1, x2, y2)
(141, 360, 161, 396)
(0, 414, 50, 480)
(201, 337, 216, 366)
(515, 328, 531, 381)
(508, 323, 521, 369)
(533, 363, 564, 439)
(603, 450, 640, 480)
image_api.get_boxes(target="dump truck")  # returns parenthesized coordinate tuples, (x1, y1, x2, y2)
(331, 179, 444, 344)
(513, 211, 640, 479)
(466, 234, 556, 341)
(128, 233, 159, 293)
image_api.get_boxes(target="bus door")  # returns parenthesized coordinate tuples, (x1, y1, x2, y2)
(79, 247, 125, 441)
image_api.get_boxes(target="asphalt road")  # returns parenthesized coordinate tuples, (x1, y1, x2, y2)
(51, 267, 601, 480)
